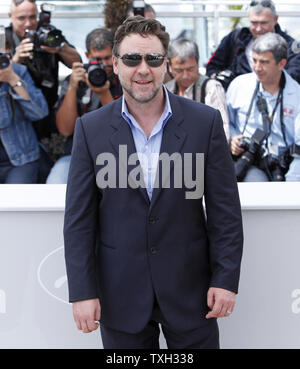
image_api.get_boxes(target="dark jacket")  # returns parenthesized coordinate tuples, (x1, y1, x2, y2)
(64, 90, 243, 334)
(206, 24, 300, 85)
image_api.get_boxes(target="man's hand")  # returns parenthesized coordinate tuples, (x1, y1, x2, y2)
(12, 38, 34, 64)
(73, 298, 101, 333)
(69, 62, 86, 90)
(230, 134, 245, 156)
(87, 79, 114, 105)
(0, 62, 19, 85)
(206, 287, 236, 319)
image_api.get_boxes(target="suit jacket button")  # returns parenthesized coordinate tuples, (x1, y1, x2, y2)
(149, 217, 157, 224)
(150, 247, 157, 254)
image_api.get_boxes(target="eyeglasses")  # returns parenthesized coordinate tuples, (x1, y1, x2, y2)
(117, 53, 166, 68)
(250, 0, 272, 8)
(13, 0, 36, 6)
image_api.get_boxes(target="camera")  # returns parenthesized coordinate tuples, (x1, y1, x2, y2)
(0, 25, 9, 69)
(0, 53, 9, 70)
(25, 3, 64, 49)
(266, 144, 300, 181)
(133, 0, 145, 16)
(215, 69, 236, 90)
(84, 58, 107, 88)
(234, 129, 268, 181)
(265, 151, 292, 181)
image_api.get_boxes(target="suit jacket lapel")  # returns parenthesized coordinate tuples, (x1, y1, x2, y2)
(150, 92, 187, 211)
(109, 99, 150, 205)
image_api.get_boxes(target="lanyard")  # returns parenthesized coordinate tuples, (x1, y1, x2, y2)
(242, 79, 287, 147)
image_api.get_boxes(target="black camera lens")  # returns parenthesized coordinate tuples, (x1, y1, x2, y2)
(39, 28, 64, 48)
(0, 53, 10, 69)
(85, 59, 107, 87)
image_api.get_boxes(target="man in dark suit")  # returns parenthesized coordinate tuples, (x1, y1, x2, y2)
(64, 16, 243, 349)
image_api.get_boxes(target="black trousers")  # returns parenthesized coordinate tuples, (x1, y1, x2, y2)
(100, 299, 219, 349)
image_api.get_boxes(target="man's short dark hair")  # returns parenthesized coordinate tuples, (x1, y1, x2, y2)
(112, 16, 169, 56)
(85, 28, 114, 53)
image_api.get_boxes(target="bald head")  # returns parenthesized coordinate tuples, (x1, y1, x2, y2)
(9, 0, 38, 39)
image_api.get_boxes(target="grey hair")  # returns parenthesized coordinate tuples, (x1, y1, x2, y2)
(252, 32, 288, 63)
(249, 0, 277, 19)
(168, 38, 199, 64)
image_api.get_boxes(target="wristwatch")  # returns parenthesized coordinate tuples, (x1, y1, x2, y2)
(11, 80, 23, 88)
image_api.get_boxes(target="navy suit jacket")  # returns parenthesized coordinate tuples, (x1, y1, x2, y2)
(64, 90, 243, 334)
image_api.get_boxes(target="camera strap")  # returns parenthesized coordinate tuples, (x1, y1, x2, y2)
(242, 77, 287, 147)
(242, 81, 259, 134)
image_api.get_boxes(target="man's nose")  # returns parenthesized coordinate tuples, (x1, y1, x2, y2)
(182, 69, 189, 78)
(256, 23, 263, 33)
(24, 18, 32, 27)
(136, 59, 150, 74)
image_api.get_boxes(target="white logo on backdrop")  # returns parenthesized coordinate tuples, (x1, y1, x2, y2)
(37, 246, 69, 305)
(291, 289, 300, 314)
(0, 290, 6, 314)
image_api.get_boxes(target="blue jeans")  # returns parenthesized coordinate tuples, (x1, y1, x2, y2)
(0, 160, 39, 183)
(46, 155, 71, 184)
(243, 165, 269, 182)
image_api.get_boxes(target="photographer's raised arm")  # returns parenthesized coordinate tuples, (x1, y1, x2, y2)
(56, 62, 84, 137)
(40, 42, 81, 68)
(0, 62, 29, 100)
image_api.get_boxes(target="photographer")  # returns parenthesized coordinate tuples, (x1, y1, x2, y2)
(227, 32, 300, 182)
(206, 0, 300, 90)
(46, 28, 122, 183)
(166, 38, 229, 141)
(6, 0, 81, 178)
(0, 37, 48, 183)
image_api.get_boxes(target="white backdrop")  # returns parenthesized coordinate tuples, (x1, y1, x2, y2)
(0, 183, 299, 349)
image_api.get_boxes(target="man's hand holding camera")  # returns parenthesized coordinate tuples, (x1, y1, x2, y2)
(0, 59, 30, 100)
(12, 38, 34, 63)
(69, 61, 113, 104)
(230, 134, 245, 156)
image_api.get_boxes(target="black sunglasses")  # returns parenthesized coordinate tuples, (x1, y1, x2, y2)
(13, 0, 36, 5)
(250, 0, 272, 8)
(117, 53, 166, 68)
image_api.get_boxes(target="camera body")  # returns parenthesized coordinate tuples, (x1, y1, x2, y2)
(133, 0, 145, 16)
(25, 3, 64, 49)
(265, 152, 291, 181)
(0, 53, 10, 70)
(215, 69, 236, 90)
(234, 129, 268, 181)
(84, 58, 107, 88)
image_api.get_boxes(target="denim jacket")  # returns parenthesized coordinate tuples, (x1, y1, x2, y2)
(0, 63, 48, 166)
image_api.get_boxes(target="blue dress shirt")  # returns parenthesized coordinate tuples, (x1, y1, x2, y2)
(122, 86, 172, 199)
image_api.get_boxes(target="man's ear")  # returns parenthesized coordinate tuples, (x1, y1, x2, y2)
(112, 55, 119, 75)
(279, 58, 287, 70)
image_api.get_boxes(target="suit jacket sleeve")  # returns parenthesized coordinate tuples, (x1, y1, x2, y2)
(204, 109, 243, 293)
(64, 117, 100, 302)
